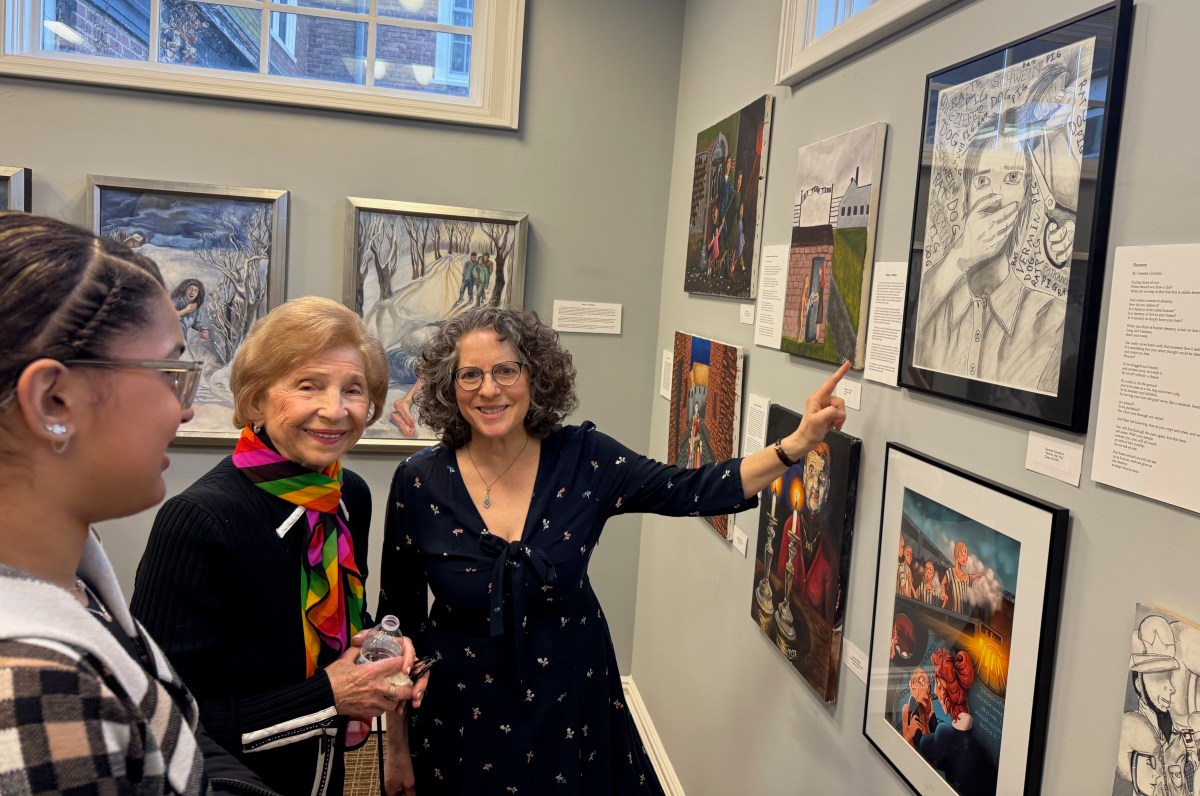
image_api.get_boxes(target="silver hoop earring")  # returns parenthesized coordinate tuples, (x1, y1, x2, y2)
(252, 424, 262, 434)
(51, 438, 69, 455)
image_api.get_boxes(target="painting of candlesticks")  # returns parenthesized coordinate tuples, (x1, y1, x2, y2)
(749, 403, 860, 701)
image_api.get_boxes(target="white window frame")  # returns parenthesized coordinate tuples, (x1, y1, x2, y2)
(433, 0, 470, 87)
(0, 0, 524, 128)
(268, 0, 297, 59)
(776, 0, 960, 87)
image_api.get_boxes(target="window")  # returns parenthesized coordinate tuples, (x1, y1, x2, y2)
(269, 0, 296, 57)
(776, 0, 960, 87)
(2, 0, 525, 127)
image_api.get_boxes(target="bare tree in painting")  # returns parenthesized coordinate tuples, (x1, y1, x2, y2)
(201, 204, 271, 364)
(430, 221, 445, 261)
(358, 213, 404, 309)
(402, 215, 431, 279)
(482, 222, 514, 305)
(448, 219, 473, 254)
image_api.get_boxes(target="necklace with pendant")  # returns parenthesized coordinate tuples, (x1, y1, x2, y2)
(466, 436, 530, 509)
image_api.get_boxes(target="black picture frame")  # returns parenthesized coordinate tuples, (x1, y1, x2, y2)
(863, 443, 1069, 796)
(898, 1, 1134, 432)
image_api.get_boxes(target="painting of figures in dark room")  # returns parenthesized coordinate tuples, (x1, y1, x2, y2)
(749, 404, 861, 701)
(667, 331, 744, 539)
(912, 39, 1094, 396)
(884, 488, 1021, 796)
(1112, 604, 1200, 796)
(344, 200, 528, 446)
(92, 178, 288, 442)
(781, 122, 886, 368)
(683, 94, 774, 300)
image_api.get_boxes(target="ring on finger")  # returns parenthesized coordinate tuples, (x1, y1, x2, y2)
(386, 682, 398, 701)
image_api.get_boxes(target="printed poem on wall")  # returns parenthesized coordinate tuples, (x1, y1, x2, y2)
(1092, 244, 1200, 513)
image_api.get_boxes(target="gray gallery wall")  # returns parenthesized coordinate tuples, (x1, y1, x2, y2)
(1, 0, 687, 673)
(632, 0, 1200, 793)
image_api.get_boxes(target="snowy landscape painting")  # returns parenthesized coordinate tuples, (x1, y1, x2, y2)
(89, 176, 289, 443)
(343, 198, 528, 447)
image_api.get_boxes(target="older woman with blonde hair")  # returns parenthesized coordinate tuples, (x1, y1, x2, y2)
(133, 296, 425, 796)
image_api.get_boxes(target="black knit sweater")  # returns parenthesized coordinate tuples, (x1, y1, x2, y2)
(131, 456, 373, 796)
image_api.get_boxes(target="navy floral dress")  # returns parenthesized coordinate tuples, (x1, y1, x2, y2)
(378, 422, 755, 794)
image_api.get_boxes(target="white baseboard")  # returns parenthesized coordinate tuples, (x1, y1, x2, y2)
(622, 675, 685, 796)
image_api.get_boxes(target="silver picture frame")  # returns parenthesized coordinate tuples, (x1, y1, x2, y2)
(343, 197, 528, 452)
(88, 175, 290, 445)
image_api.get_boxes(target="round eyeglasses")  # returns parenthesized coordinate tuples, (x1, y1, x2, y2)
(453, 361, 526, 391)
(62, 358, 202, 410)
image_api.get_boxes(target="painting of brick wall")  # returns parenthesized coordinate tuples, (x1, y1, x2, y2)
(784, 243, 834, 341)
(707, 342, 739, 463)
(667, 331, 693, 467)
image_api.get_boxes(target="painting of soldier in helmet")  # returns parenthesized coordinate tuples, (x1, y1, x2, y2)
(1113, 604, 1200, 796)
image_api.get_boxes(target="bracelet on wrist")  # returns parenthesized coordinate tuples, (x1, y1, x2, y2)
(773, 438, 799, 468)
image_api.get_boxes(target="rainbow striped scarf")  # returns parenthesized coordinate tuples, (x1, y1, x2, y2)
(232, 426, 366, 677)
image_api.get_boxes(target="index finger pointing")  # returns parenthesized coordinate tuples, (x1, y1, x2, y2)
(812, 361, 852, 401)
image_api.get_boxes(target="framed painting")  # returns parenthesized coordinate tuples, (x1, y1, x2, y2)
(864, 444, 1068, 796)
(666, 331, 744, 540)
(343, 198, 528, 450)
(1112, 604, 1200, 796)
(683, 94, 774, 300)
(781, 122, 887, 368)
(88, 175, 289, 445)
(749, 403, 861, 702)
(898, 0, 1134, 431)
(1, 166, 32, 211)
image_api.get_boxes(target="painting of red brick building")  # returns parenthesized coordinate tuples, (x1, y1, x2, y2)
(667, 331, 745, 539)
(780, 123, 887, 368)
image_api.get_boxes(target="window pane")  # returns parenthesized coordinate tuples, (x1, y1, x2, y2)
(42, 0, 150, 60)
(159, 0, 260, 72)
(376, 0, 438, 24)
(811, 0, 838, 41)
(374, 26, 469, 95)
(286, 0, 369, 17)
(851, 0, 877, 13)
(268, 12, 367, 84)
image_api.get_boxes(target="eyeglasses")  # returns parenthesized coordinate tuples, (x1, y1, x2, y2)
(453, 361, 526, 391)
(62, 358, 202, 410)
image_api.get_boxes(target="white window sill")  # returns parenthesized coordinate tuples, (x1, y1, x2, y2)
(776, 0, 961, 87)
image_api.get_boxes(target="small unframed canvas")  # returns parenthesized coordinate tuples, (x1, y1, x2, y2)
(344, 199, 528, 449)
(782, 123, 886, 368)
(750, 404, 861, 701)
(683, 95, 774, 300)
(666, 331, 744, 539)
(1112, 604, 1200, 796)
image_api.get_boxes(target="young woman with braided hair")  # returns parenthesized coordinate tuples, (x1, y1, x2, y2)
(0, 212, 275, 793)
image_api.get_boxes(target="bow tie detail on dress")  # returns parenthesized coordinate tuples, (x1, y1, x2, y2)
(481, 534, 557, 683)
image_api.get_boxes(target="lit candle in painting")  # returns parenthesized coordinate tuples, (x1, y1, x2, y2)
(789, 478, 803, 538)
(770, 477, 782, 517)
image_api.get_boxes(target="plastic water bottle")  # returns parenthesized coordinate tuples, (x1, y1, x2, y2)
(356, 614, 405, 664)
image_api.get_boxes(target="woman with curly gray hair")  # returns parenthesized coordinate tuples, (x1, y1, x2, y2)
(378, 306, 848, 794)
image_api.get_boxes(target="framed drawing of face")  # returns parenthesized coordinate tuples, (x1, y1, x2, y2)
(898, 1, 1133, 431)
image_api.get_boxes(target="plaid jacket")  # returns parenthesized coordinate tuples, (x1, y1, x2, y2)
(0, 532, 207, 795)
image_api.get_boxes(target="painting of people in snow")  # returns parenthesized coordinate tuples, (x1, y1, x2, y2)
(343, 199, 528, 446)
(90, 176, 289, 443)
